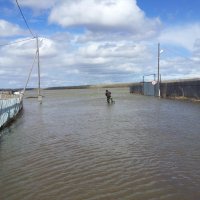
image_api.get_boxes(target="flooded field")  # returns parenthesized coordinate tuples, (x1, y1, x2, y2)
(0, 88, 200, 200)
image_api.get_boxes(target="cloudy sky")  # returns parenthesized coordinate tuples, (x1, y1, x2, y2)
(0, 0, 200, 88)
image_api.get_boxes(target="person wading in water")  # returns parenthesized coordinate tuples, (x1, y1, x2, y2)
(105, 90, 114, 103)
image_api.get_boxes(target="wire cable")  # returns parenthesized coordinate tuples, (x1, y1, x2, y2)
(22, 50, 38, 95)
(161, 45, 192, 62)
(15, 0, 35, 38)
(0, 37, 35, 47)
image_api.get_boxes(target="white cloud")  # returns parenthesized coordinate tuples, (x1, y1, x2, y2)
(193, 38, 200, 60)
(158, 55, 200, 80)
(159, 23, 200, 51)
(39, 38, 62, 57)
(157, 23, 200, 79)
(77, 41, 151, 61)
(0, 33, 155, 87)
(0, 19, 25, 37)
(0, 70, 6, 75)
(1, 27, 200, 88)
(1, 38, 36, 57)
(15, 0, 57, 10)
(49, 0, 161, 37)
(1, 0, 200, 88)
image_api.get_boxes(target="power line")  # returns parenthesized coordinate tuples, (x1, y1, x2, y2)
(15, 0, 35, 38)
(0, 37, 35, 47)
(161, 45, 192, 62)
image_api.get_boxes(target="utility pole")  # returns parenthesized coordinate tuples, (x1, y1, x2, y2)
(157, 43, 160, 97)
(36, 36, 42, 103)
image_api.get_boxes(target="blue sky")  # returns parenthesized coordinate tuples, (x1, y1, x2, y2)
(0, 0, 200, 88)
(138, 0, 200, 23)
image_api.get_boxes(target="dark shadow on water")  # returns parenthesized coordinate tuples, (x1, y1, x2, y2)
(0, 109, 24, 143)
(0, 127, 12, 144)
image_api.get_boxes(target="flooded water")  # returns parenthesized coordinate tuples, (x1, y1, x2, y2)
(0, 88, 200, 200)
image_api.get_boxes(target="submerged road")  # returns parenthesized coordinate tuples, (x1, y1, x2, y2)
(0, 88, 200, 200)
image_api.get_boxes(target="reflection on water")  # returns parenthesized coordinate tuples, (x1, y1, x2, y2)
(0, 88, 200, 200)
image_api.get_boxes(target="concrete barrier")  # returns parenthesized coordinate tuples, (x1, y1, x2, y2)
(129, 83, 143, 94)
(160, 80, 200, 99)
(0, 95, 23, 131)
(129, 79, 200, 100)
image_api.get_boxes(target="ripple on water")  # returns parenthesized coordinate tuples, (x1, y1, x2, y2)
(1, 89, 200, 200)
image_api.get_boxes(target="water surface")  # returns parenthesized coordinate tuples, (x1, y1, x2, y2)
(0, 88, 200, 200)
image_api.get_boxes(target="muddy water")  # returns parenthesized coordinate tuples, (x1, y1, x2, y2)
(0, 88, 200, 200)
